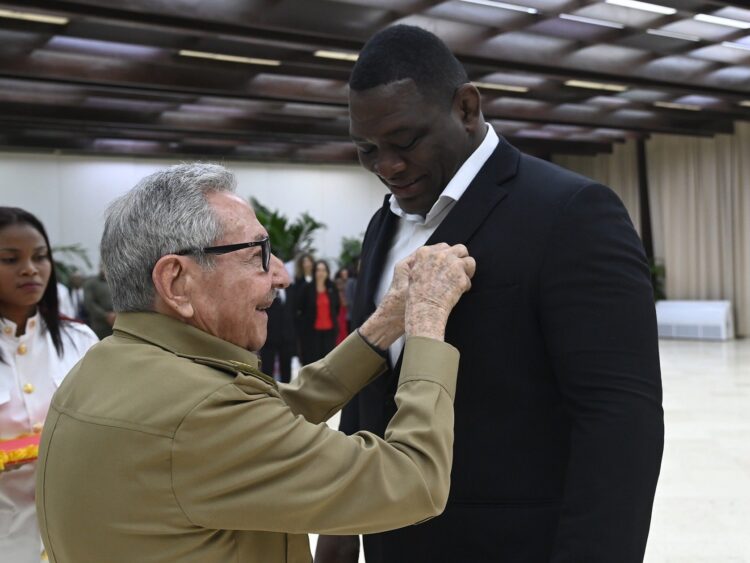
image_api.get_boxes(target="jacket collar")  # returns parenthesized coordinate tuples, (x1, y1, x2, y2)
(425, 135, 518, 246)
(112, 312, 261, 371)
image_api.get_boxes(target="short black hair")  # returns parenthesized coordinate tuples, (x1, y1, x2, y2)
(349, 25, 468, 107)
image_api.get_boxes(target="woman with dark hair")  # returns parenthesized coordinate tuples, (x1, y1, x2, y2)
(291, 252, 315, 365)
(294, 253, 314, 285)
(298, 259, 339, 364)
(0, 207, 98, 562)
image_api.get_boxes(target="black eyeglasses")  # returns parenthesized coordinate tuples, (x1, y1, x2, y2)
(175, 237, 271, 272)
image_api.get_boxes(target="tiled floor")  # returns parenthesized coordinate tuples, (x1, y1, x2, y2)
(645, 337, 750, 563)
(312, 337, 750, 562)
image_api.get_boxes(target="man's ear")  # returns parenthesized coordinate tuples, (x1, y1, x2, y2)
(454, 83, 482, 133)
(152, 255, 195, 319)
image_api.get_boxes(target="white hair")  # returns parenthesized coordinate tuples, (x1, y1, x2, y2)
(101, 162, 237, 312)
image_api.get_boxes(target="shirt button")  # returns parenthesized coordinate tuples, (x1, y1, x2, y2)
(23, 383, 35, 394)
(29, 319, 36, 329)
(33, 422, 44, 432)
(17, 344, 28, 355)
(2, 326, 12, 335)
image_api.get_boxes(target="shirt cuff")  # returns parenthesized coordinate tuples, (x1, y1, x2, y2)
(398, 337, 460, 400)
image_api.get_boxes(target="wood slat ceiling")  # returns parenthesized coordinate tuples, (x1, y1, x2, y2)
(0, 0, 748, 161)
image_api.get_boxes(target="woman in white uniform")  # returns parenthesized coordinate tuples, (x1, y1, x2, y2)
(0, 207, 98, 562)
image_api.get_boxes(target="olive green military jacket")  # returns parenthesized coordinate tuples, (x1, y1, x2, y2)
(36, 312, 459, 563)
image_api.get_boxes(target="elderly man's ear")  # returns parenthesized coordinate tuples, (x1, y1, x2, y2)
(152, 255, 195, 319)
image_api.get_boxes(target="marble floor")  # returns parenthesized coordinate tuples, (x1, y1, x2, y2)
(312, 337, 750, 562)
(645, 337, 750, 563)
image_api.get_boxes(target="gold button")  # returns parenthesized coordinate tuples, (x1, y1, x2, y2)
(2, 326, 12, 335)
(23, 383, 34, 394)
(17, 344, 27, 355)
(33, 422, 43, 432)
(29, 319, 36, 329)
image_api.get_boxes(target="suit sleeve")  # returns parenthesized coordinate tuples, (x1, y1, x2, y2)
(171, 335, 460, 535)
(539, 183, 664, 562)
(278, 331, 382, 423)
(338, 209, 383, 436)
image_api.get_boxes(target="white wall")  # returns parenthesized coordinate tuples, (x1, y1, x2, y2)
(0, 152, 387, 272)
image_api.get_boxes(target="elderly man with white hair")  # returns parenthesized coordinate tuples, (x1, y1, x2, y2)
(36, 163, 475, 563)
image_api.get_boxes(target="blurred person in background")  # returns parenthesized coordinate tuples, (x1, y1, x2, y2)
(344, 257, 359, 333)
(294, 253, 314, 286)
(66, 271, 86, 322)
(83, 268, 114, 339)
(0, 207, 97, 563)
(299, 260, 339, 363)
(258, 286, 296, 383)
(292, 252, 315, 363)
(334, 268, 350, 345)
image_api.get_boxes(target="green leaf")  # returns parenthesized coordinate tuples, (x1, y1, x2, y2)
(249, 197, 326, 262)
(52, 244, 91, 286)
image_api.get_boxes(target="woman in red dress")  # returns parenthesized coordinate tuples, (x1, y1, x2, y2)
(298, 260, 339, 364)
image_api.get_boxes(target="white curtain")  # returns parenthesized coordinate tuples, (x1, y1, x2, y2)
(553, 139, 641, 234)
(647, 122, 750, 336)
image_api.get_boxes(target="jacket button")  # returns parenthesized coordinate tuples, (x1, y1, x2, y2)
(2, 326, 12, 335)
(17, 344, 28, 355)
(33, 422, 44, 432)
(23, 383, 35, 394)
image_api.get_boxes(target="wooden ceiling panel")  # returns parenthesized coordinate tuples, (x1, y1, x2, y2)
(472, 31, 578, 63)
(562, 44, 653, 72)
(528, 16, 618, 41)
(0, 0, 747, 161)
(425, 1, 534, 28)
(659, 18, 742, 41)
(256, 0, 390, 38)
(392, 14, 491, 50)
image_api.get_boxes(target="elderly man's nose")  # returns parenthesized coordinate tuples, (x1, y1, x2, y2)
(270, 255, 290, 288)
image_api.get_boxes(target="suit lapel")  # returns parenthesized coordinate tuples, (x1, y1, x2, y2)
(389, 138, 520, 377)
(357, 196, 399, 319)
(426, 136, 519, 247)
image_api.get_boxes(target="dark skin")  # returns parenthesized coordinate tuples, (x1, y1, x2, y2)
(349, 79, 487, 216)
(314, 80, 486, 563)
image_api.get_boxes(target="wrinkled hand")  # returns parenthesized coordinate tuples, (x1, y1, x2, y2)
(359, 255, 415, 350)
(405, 243, 475, 341)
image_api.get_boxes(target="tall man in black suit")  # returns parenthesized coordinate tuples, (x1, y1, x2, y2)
(316, 25, 663, 563)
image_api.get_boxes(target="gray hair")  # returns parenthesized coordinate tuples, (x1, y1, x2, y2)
(101, 162, 237, 312)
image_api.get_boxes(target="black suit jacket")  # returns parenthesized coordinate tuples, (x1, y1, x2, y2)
(340, 137, 664, 563)
(263, 291, 296, 348)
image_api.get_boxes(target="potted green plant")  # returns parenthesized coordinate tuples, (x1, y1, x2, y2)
(52, 244, 92, 286)
(249, 198, 326, 262)
(338, 235, 362, 271)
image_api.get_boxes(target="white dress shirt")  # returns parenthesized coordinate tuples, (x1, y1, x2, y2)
(375, 125, 499, 365)
(0, 313, 98, 563)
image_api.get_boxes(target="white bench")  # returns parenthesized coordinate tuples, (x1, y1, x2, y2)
(655, 300, 734, 341)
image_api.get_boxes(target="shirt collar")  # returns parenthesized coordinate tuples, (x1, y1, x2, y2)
(389, 125, 500, 224)
(113, 312, 260, 370)
(0, 311, 42, 339)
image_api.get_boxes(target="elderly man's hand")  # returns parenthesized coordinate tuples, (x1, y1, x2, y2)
(358, 244, 474, 350)
(405, 243, 475, 341)
(357, 254, 414, 351)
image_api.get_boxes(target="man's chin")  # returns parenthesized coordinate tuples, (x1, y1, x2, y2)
(395, 197, 430, 216)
